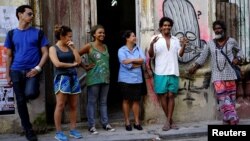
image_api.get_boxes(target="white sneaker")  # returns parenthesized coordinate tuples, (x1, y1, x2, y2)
(103, 124, 115, 132)
(89, 127, 98, 135)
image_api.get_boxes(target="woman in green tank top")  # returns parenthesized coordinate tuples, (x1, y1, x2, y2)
(79, 25, 115, 134)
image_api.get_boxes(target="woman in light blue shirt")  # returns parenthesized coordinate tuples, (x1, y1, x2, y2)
(118, 30, 146, 131)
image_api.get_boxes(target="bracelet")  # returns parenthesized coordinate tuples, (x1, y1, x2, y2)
(35, 66, 42, 72)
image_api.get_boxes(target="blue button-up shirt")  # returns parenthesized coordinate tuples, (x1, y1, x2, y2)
(118, 45, 146, 84)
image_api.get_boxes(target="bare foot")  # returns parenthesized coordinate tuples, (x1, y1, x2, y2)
(162, 122, 170, 131)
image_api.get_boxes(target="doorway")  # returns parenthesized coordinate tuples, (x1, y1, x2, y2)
(97, 0, 136, 119)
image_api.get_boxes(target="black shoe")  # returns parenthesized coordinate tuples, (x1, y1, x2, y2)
(125, 124, 132, 131)
(134, 124, 143, 130)
(25, 129, 37, 141)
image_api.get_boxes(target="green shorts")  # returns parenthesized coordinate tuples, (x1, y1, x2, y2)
(154, 74, 179, 94)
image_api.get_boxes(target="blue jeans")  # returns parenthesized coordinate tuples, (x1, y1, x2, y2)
(87, 83, 109, 128)
(10, 70, 40, 131)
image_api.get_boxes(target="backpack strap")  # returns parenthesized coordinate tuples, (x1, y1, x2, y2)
(37, 29, 44, 48)
(7, 29, 15, 50)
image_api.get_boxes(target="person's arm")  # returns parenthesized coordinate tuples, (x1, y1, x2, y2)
(148, 36, 159, 58)
(79, 43, 95, 70)
(49, 46, 78, 68)
(67, 41, 81, 64)
(118, 48, 133, 69)
(79, 43, 91, 56)
(37, 46, 49, 69)
(26, 46, 49, 78)
(178, 37, 188, 57)
(231, 38, 243, 65)
(6, 48, 12, 85)
(188, 44, 210, 74)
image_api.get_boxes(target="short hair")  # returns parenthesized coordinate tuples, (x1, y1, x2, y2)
(54, 25, 72, 40)
(212, 20, 226, 31)
(16, 5, 32, 20)
(121, 30, 134, 45)
(159, 17, 174, 28)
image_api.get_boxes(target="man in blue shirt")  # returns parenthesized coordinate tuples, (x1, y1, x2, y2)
(4, 5, 49, 141)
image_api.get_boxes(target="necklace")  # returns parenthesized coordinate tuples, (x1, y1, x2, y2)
(215, 41, 227, 72)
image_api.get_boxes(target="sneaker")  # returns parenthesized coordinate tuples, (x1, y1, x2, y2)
(69, 129, 83, 139)
(25, 129, 37, 141)
(88, 127, 98, 135)
(55, 131, 68, 141)
(103, 124, 115, 132)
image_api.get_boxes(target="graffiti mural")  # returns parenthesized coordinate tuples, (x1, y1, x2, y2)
(163, 0, 206, 64)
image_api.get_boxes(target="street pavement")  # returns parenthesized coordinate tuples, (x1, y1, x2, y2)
(0, 119, 250, 141)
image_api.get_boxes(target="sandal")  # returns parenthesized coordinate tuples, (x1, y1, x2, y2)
(162, 122, 170, 131)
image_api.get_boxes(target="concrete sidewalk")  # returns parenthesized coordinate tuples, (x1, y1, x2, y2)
(0, 119, 250, 141)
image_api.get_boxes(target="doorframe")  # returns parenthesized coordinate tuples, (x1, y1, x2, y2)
(136, 0, 141, 46)
(81, 0, 97, 44)
(88, 0, 139, 45)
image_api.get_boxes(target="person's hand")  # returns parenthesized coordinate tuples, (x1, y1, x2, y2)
(26, 69, 39, 77)
(150, 36, 159, 47)
(82, 63, 95, 71)
(180, 37, 189, 47)
(232, 57, 241, 65)
(67, 41, 75, 49)
(73, 62, 79, 67)
(188, 64, 199, 74)
(6, 75, 12, 86)
(188, 67, 196, 74)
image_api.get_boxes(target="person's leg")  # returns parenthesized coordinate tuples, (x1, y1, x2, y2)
(99, 84, 109, 126)
(123, 99, 131, 126)
(25, 74, 40, 100)
(167, 92, 177, 128)
(158, 94, 171, 131)
(214, 81, 239, 125)
(68, 75, 81, 130)
(132, 101, 140, 125)
(132, 100, 143, 130)
(11, 70, 38, 141)
(10, 70, 32, 130)
(226, 81, 239, 125)
(167, 75, 179, 128)
(154, 74, 169, 130)
(158, 94, 168, 121)
(68, 94, 78, 130)
(54, 92, 67, 131)
(87, 85, 100, 128)
(68, 94, 83, 138)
